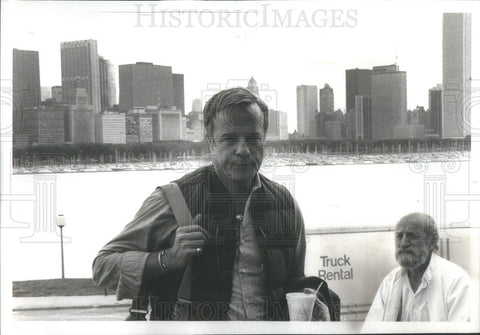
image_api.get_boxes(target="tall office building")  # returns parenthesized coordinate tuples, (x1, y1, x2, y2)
(319, 84, 334, 114)
(247, 77, 259, 95)
(429, 84, 442, 135)
(61, 39, 101, 112)
(119, 62, 175, 112)
(126, 113, 154, 143)
(65, 88, 95, 143)
(442, 13, 472, 139)
(172, 73, 185, 114)
(345, 69, 372, 114)
(296, 85, 318, 137)
(371, 65, 407, 140)
(95, 113, 126, 144)
(151, 108, 186, 141)
(41, 87, 51, 101)
(51, 86, 63, 103)
(192, 98, 203, 113)
(12, 49, 41, 136)
(346, 95, 372, 140)
(37, 107, 66, 144)
(266, 109, 288, 141)
(99, 56, 117, 109)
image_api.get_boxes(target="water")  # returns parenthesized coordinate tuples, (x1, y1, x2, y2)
(4, 160, 474, 281)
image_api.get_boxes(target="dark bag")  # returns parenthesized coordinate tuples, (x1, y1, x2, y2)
(126, 183, 193, 321)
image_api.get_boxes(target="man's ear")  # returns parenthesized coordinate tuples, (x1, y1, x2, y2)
(427, 237, 437, 253)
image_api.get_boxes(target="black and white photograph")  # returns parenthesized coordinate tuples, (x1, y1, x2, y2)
(0, 0, 479, 334)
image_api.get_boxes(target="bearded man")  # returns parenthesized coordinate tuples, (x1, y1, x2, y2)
(365, 213, 471, 321)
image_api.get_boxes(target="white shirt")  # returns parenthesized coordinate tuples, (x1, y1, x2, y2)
(365, 253, 471, 322)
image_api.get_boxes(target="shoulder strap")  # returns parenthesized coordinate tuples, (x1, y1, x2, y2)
(161, 182, 193, 227)
(160, 182, 194, 304)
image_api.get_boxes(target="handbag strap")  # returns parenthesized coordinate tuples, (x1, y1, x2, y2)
(160, 182, 194, 303)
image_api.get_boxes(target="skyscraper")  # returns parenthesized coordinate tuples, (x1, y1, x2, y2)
(319, 84, 334, 114)
(99, 56, 117, 109)
(119, 62, 176, 112)
(429, 84, 442, 135)
(37, 107, 66, 144)
(192, 98, 203, 113)
(12, 48, 41, 136)
(247, 77, 259, 95)
(296, 85, 318, 137)
(371, 65, 407, 140)
(346, 95, 372, 140)
(65, 88, 95, 143)
(51, 86, 63, 103)
(41, 87, 51, 101)
(442, 13, 472, 139)
(345, 69, 372, 114)
(172, 73, 185, 114)
(151, 108, 186, 141)
(95, 113, 126, 144)
(61, 39, 101, 112)
(266, 109, 288, 141)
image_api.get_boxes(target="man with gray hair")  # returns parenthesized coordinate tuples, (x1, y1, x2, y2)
(365, 213, 471, 321)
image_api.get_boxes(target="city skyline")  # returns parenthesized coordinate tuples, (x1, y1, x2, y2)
(2, 2, 478, 133)
(9, 13, 474, 144)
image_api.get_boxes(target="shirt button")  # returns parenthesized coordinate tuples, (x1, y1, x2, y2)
(235, 215, 243, 222)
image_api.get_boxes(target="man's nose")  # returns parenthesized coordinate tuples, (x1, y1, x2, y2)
(235, 138, 250, 157)
(400, 233, 409, 247)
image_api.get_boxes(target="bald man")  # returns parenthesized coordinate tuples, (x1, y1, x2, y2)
(365, 213, 471, 321)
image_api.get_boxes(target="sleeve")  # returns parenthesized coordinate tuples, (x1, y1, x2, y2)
(364, 270, 399, 322)
(446, 272, 471, 321)
(364, 280, 387, 321)
(91, 187, 178, 300)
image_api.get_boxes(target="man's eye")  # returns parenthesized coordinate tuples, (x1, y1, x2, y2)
(222, 136, 236, 143)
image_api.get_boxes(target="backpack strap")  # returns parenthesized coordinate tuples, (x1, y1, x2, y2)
(160, 182, 194, 303)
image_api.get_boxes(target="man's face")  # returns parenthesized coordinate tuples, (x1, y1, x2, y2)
(395, 220, 433, 269)
(209, 103, 265, 188)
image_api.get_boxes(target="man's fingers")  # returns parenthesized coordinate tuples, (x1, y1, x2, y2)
(178, 231, 208, 242)
(313, 300, 331, 321)
(175, 239, 206, 249)
(177, 224, 209, 237)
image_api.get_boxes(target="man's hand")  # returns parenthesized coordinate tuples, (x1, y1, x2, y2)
(312, 299, 331, 321)
(162, 214, 208, 271)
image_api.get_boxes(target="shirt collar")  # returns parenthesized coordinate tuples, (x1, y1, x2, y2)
(251, 173, 261, 194)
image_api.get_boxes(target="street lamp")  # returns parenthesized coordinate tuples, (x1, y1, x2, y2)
(56, 214, 66, 279)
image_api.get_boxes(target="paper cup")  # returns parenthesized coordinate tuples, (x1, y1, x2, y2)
(286, 292, 316, 321)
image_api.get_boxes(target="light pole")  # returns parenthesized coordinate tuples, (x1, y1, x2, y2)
(56, 214, 66, 279)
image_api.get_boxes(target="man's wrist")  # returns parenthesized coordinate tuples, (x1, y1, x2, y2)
(157, 250, 169, 272)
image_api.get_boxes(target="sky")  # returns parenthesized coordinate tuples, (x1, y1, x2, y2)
(1, 0, 479, 132)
